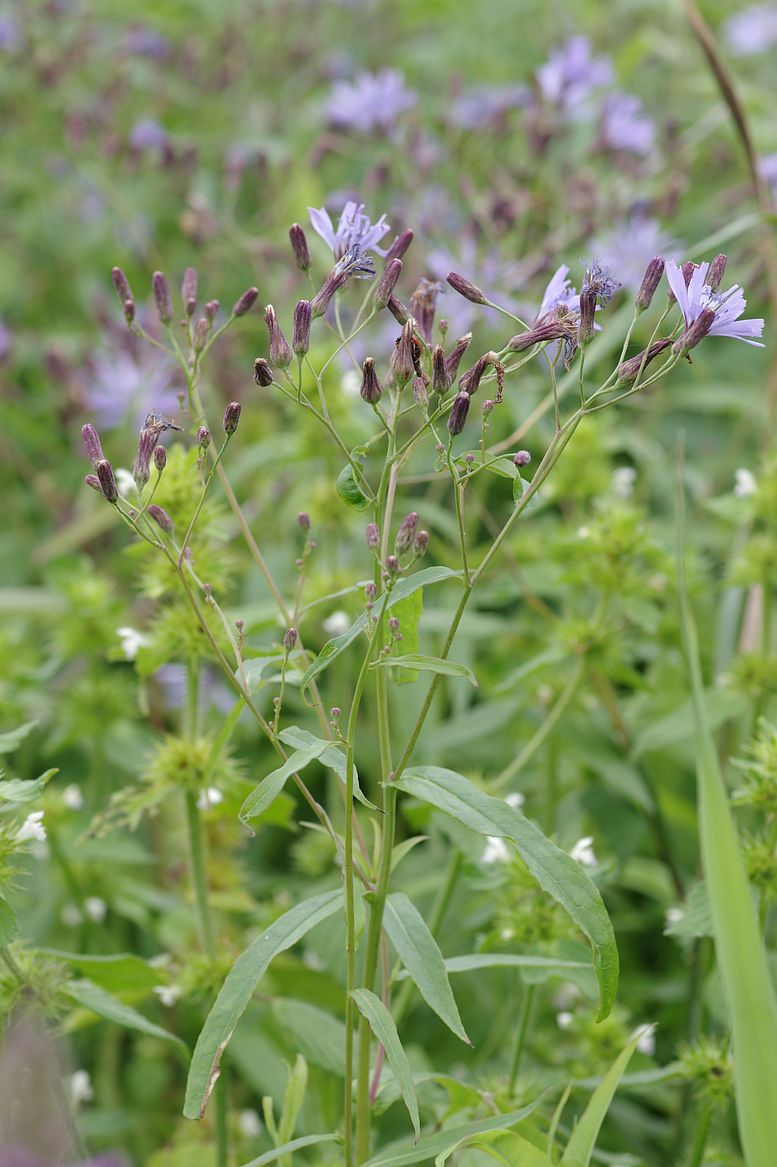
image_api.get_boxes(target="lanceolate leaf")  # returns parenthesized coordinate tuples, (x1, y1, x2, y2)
(184, 890, 342, 1119)
(437, 1131, 551, 1167)
(65, 979, 186, 1051)
(395, 768, 618, 1020)
(239, 1133, 339, 1167)
(279, 726, 376, 809)
(352, 988, 420, 1141)
(372, 654, 478, 686)
(384, 893, 469, 1044)
(560, 1026, 646, 1167)
(0, 769, 58, 807)
(239, 741, 329, 824)
(361, 1102, 541, 1167)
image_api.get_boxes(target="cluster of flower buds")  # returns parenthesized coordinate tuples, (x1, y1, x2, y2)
(392, 512, 429, 566)
(82, 423, 119, 504)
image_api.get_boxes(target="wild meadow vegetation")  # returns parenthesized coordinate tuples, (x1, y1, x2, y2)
(3, 1, 777, 1165)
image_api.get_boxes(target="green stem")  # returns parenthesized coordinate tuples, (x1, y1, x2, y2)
(685, 1098, 715, 1167)
(508, 983, 535, 1093)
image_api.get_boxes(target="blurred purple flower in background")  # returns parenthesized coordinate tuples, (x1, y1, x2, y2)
(128, 118, 169, 152)
(325, 69, 417, 133)
(154, 664, 233, 715)
(123, 25, 170, 59)
(82, 344, 180, 431)
(448, 84, 529, 130)
(536, 35, 613, 114)
(724, 4, 777, 55)
(599, 91, 655, 155)
(427, 241, 527, 334)
(0, 13, 21, 51)
(666, 259, 765, 346)
(309, 200, 391, 260)
(760, 152, 777, 198)
(591, 216, 680, 292)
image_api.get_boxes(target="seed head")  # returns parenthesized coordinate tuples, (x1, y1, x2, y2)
(360, 357, 383, 404)
(447, 391, 471, 436)
(152, 271, 173, 325)
(96, 459, 118, 503)
(635, 257, 665, 311)
(233, 286, 259, 318)
(387, 294, 410, 326)
(446, 271, 488, 305)
(264, 304, 293, 367)
(133, 426, 157, 491)
(223, 401, 242, 435)
(291, 299, 312, 358)
(147, 503, 174, 531)
(289, 223, 311, 271)
(253, 357, 273, 386)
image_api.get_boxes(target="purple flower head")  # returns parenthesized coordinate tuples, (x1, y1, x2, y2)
(309, 200, 391, 262)
(665, 259, 765, 347)
(581, 259, 620, 306)
(449, 84, 529, 130)
(590, 217, 681, 293)
(128, 118, 168, 152)
(325, 69, 417, 133)
(599, 91, 655, 156)
(536, 265, 579, 322)
(536, 35, 613, 114)
(724, 4, 777, 55)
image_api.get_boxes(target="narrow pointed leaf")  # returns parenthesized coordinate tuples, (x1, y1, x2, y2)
(65, 979, 186, 1051)
(361, 1102, 540, 1167)
(437, 1131, 551, 1167)
(372, 654, 478, 686)
(352, 988, 420, 1141)
(560, 1026, 646, 1166)
(239, 741, 329, 824)
(279, 726, 376, 809)
(239, 1133, 338, 1166)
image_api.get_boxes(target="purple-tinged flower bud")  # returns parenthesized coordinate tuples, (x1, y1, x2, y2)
(298, 511, 311, 531)
(182, 267, 198, 315)
(154, 445, 167, 471)
(411, 278, 441, 344)
(360, 357, 383, 404)
(447, 391, 471, 436)
(205, 299, 220, 321)
(197, 426, 210, 448)
(578, 289, 597, 345)
(374, 258, 403, 309)
(387, 294, 410, 326)
(635, 257, 665, 311)
(388, 616, 400, 631)
(508, 317, 576, 351)
(384, 229, 414, 263)
(289, 223, 311, 271)
(414, 529, 429, 557)
(444, 333, 472, 384)
(390, 321, 417, 387)
(292, 299, 312, 357)
(85, 473, 101, 491)
(254, 357, 274, 386)
(193, 317, 209, 352)
(82, 423, 106, 468)
(365, 581, 377, 602)
(133, 426, 156, 491)
(708, 254, 728, 293)
(233, 286, 259, 317)
(96, 459, 118, 503)
(264, 304, 292, 368)
(412, 376, 429, 408)
(385, 554, 399, 575)
(673, 308, 716, 355)
(152, 271, 173, 325)
(111, 266, 133, 304)
(431, 345, 449, 394)
(123, 298, 136, 324)
(483, 399, 494, 416)
(446, 271, 488, 305)
(395, 512, 419, 556)
(223, 401, 242, 435)
(366, 522, 380, 550)
(515, 450, 531, 467)
(283, 627, 298, 650)
(147, 503, 174, 531)
(617, 337, 672, 382)
(459, 351, 504, 400)
(331, 706, 341, 719)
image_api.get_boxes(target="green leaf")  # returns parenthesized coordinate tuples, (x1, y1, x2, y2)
(437, 1131, 551, 1167)
(38, 950, 166, 992)
(0, 769, 58, 807)
(65, 979, 186, 1050)
(272, 999, 346, 1075)
(238, 1134, 338, 1167)
(394, 767, 618, 1020)
(0, 894, 18, 946)
(631, 689, 747, 760)
(384, 893, 469, 1044)
(336, 463, 371, 511)
(279, 726, 376, 810)
(241, 655, 284, 692)
(560, 1026, 646, 1166)
(300, 567, 461, 701)
(387, 590, 423, 685)
(239, 741, 330, 824)
(0, 721, 38, 754)
(373, 654, 478, 686)
(184, 890, 342, 1119)
(442, 954, 591, 975)
(278, 1054, 307, 1145)
(352, 988, 420, 1142)
(361, 1102, 540, 1167)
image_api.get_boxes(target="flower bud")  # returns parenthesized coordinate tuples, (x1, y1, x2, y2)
(123, 298, 136, 324)
(447, 391, 471, 436)
(253, 357, 274, 386)
(385, 554, 399, 575)
(152, 271, 173, 325)
(387, 294, 410, 326)
(111, 266, 133, 304)
(708, 254, 728, 293)
(298, 511, 311, 531)
(223, 401, 242, 435)
(384, 229, 414, 263)
(360, 357, 383, 404)
(673, 308, 715, 355)
(292, 299, 312, 357)
(205, 299, 220, 321)
(82, 423, 106, 468)
(395, 512, 418, 556)
(412, 376, 429, 408)
(446, 271, 487, 305)
(365, 581, 378, 602)
(133, 426, 157, 491)
(410, 278, 441, 344)
(96, 459, 118, 503)
(617, 337, 672, 382)
(515, 449, 531, 467)
(366, 522, 380, 550)
(289, 223, 311, 271)
(460, 351, 504, 400)
(147, 503, 174, 531)
(390, 320, 416, 387)
(85, 473, 101, 491)
(153, 445, 167, 472)
(374, 258, 403, 309)
(264, 304, 293, 367)
(635, 257, 665, 311)
(578, 288, 597, 345)
(444, 333, 472, 384)
(197, 426, 210, 448)
(182, 267, 198, 315)
(193, 318, 209, 352)
(232, 286, 259, 317)
(283, 627, 298, 650)
(413, 529, 429, 556)
(430, 344, 449, 394)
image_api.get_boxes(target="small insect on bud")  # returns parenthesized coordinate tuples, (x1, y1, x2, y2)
(292, 299, 312, 357)
(147, 503, 175, 531)
(223, 401, 242, 435)
(197, 426, 210, 449)
(283, 627, 298, 650)
(431, 344, 450, 395)
(374, 258, 403, 309)
(111, 266, 133, 305)
(708, 253, 728, 293)
(152, 271, 173, 325)
(205, 299, 220, 321)
(515, 449, 531, 467)
(446, 271, 488, 306)
(193, 318, 209, 353)
(673, 307, 715, 356)
(82, 423, 106, 468)
(447, 391, 471, 436)
(232, 286, 259, 318)
(298, 511, 311, 531)
(182, 267, 198, 315)
(384, 229, 414, 263)
(413, 529, 429, 557)
(264, 304, 293, 368)
(253, 357, 274, 387)
(635, 257, 665, 311)
(366, 522, 380, 550)
(96, 459, 118, 503)
(289, 223, 311, 271)
(385, 554, 400, 575)
(85, 473, 101, 491)
(360, 357, 383, 404)
(395, 512, 419, 556)
(153, 445, 167, 472)
(578, 288, 597, 345)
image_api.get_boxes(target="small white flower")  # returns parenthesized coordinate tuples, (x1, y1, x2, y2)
(576, 525, 590, 539)
(16, 810, 46, 844)
(84, 896, 107, 923)
(556, 1010, 574, 1030)
(665, 906, 684, 927)
(636, 1025, 656, 1055)
(62, 784, 84, 810)
(153, 984, 182, 1007)
(341, 369, 361, 398)
(570, 836, 597, 867)
(117, 626, 150, 660)
(734, 467, 757, 498)
(323, 610, 350, 637)
(115, 467, 135, 496)
(553, 982, 581, 1010)
(148, 952, 172, 969)
(69, 1069, 94, 1106)
(612, 465, 636, 498)
(505, 792, 525, 811)
(499, 926, 515, 940)
(61, 902, 84, 927)
(197, 787, 223, 810)
(238, 1108, 262, 1138)
(482, 835, 510, 863)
